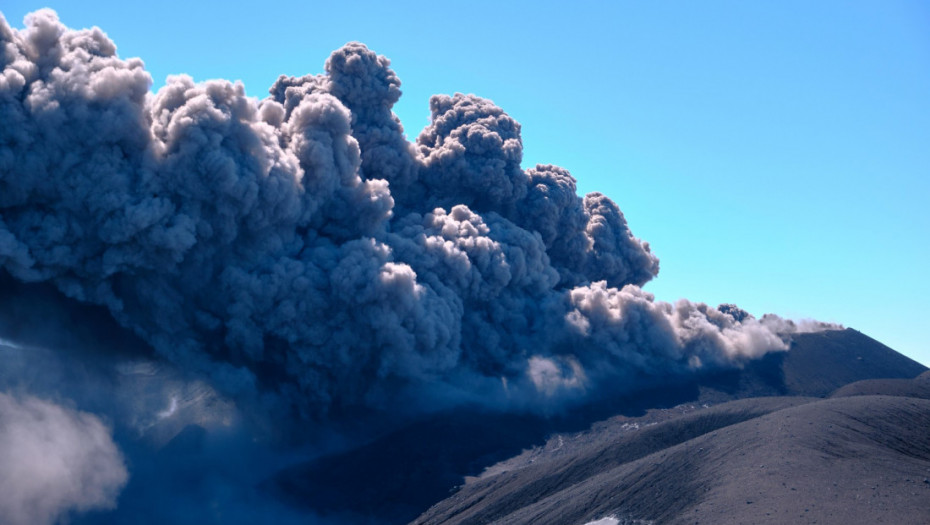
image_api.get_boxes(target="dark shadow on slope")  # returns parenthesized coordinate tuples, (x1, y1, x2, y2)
(268, 410, 550, 523)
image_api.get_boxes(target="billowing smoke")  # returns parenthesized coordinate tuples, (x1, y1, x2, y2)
(0, 393, 127, 525)
(0, 275, 336, 524)
(0, 9, 835, 426)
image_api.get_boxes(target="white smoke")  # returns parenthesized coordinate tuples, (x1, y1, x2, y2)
(0, 393, 128, 525)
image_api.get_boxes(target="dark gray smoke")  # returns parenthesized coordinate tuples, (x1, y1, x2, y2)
(0, 9, 834, 425)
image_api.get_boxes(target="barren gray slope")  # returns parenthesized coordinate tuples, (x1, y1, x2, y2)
(695, 328, 928, 402)
(776, 329, 927, 396)
(831, 377, 930, 400)
(269, 329, 925, 523)
(415, 394, 930, 525)
(412, 397, 813, 524)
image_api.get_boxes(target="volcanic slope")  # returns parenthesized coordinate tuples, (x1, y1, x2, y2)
(414, 374, 930, 524)
(270, 329, 927, 523)
(693, 328, 928, 401)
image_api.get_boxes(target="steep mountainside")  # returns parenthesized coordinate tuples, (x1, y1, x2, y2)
(269, 329, 927, 524)
(415, 393, 930, 525)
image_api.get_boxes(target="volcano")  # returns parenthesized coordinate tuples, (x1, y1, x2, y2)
(271, 329, 929, 524)
(1, 10, 927, 525)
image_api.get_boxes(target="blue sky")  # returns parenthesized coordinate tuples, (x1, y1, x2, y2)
(3, 1, 929, 366)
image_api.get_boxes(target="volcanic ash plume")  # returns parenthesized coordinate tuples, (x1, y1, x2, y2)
(0, 10, 836, 420)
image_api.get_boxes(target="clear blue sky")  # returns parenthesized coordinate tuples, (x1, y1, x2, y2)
(4, 1, 929, 366)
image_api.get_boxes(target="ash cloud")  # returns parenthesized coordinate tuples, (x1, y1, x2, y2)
(0, 8, 837, 428)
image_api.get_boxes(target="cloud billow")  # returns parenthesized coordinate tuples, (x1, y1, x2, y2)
(0, 10, 831, 422)
(0, 393, 127, 525)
